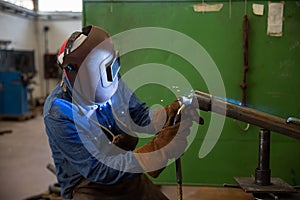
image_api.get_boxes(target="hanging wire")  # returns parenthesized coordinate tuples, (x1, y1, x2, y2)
(110, 0, 113, 13)
(229, 0, 232, 18)
(244, 0, 247, 15)
(235, 0, 251, 132)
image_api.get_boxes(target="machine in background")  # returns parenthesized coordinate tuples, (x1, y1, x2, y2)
(0, 49, 36, 120)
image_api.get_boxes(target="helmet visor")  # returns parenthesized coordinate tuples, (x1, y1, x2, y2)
(102, 51, 120, 88)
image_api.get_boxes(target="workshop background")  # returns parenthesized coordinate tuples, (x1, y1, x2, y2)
(0, 0, 299, 200)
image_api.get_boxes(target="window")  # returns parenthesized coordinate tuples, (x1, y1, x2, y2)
(2, 0, 82, 12)
(3, 0, 34, 10)
(39, 0, 82, 12)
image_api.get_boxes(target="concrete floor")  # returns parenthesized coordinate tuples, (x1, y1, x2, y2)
(0, 113, 56, 200)
(0, 112, 255, 200)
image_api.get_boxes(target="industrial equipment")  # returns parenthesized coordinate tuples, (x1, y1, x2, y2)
(194, 90, 300, 199)
(0, 49, 36, 119)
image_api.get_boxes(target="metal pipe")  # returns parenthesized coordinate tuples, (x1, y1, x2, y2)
(255, 129, 271, 186)
(194, 90, 300, 140)
(175, 158, 183, 200)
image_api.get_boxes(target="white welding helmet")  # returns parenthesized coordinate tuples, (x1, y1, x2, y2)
(57, 25, 120, 104)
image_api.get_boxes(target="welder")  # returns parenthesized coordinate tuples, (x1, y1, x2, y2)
(43, 25, 203, 200)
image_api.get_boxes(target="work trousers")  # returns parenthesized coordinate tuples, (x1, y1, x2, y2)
(72, 174, 169, 200)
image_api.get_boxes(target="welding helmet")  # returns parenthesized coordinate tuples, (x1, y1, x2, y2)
(57, 25, 120, 104)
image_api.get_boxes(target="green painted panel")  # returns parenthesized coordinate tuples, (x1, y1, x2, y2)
(83, 1, 300, 186)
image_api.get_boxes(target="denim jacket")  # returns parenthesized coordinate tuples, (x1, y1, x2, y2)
(43, 76, 156, 199)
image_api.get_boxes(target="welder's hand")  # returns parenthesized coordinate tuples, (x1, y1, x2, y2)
(112, 133, 138, 151)
(152, 100, 180, 132)
(153, 99, 204, 132)
(182, 103, 205, 125)
(134, 118, 193, 178)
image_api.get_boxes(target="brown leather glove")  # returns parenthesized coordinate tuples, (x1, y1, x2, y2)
(135, 99, 204, 178)
(182, 104, 205, 125)
(153, 99, 204, 132)
(152, 100, 180, 132)
(134, 118, 193, 178)
(112, 133, 138, 151)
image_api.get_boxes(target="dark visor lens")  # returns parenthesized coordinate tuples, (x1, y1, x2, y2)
(106, 55, 120, 82)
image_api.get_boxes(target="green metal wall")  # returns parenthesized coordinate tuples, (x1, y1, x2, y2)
(83, 0, 300, 186)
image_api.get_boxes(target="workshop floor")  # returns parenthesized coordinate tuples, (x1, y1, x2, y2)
(0, 111, 254, 200)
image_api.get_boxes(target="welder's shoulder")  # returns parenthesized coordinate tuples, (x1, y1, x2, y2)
(44, 96, 75, 119)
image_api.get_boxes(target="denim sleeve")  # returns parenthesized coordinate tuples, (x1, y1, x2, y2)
(44, 98, 143, 185)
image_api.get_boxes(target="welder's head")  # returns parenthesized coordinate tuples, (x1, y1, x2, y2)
(57, 25, 120, 104)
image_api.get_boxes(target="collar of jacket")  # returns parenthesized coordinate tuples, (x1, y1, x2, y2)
(60, 74, 111, 116)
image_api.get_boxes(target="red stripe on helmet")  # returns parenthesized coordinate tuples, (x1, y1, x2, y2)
(58, 38, 68, 57)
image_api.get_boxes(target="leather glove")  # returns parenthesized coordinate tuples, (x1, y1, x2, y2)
(153, 99, 204, 132)
(134, 118, 193, 178)
(112, 99, 203, 152)
(135, 98, 204, 178)
(181, 103, 205, 125)
(152, 100, 180, 132)
(112, 133, 138, 151)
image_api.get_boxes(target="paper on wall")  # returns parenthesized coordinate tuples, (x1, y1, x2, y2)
(193, 3, 223, 12)
(252, 4, 264, 16)
(267, 2, 284, 37)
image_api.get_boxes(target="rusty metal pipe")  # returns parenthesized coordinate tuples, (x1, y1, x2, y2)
(194, 90, 300, 140)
